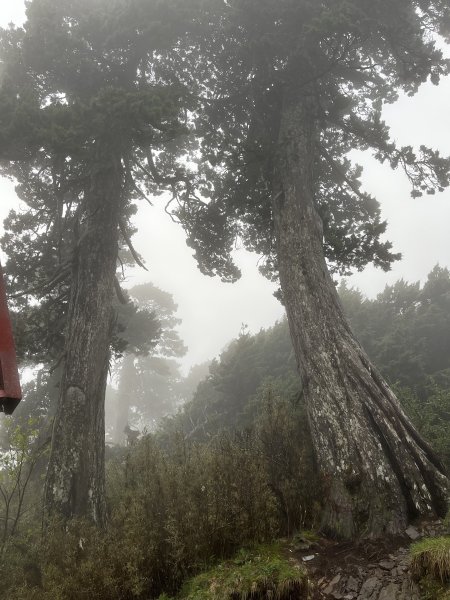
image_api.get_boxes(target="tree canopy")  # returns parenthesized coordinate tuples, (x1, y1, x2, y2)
(0, 0, 196, 315)
(176, 0, 450, 281)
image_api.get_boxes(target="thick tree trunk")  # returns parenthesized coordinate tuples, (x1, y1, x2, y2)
(44, 155, 123, 525)
(271, 89, 448, 538)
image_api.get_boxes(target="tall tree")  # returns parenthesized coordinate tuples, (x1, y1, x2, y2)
(339, 267, 450, 389)
(0, 0, 194, 524)
(178, 0, 450, 537)
(109, 283, 187, 442)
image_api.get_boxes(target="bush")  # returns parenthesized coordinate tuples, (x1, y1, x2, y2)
(417, 576, 450, 600)
(0, 382, 318, 599)
(174, 543, 309, 600)
(398, 383, 450, 472)
(411, 537, 450, 584)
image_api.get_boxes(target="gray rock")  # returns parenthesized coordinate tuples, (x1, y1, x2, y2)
(346, 576, 359, 592)
(379, 560, 395, 571)
(398, 579, 420, 600)
(405, 526, 420, 540)
(372, 569, 384, 579)
(324, 574, 342, 595)
(389, 567, 399, 579)
(357, 576, 381, 600)
(378, 583, 400, 600)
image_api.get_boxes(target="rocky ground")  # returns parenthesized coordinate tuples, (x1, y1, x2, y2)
(290, 520, 448, 600)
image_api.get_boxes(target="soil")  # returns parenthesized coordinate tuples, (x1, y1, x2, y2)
(287, 519, 449, 599)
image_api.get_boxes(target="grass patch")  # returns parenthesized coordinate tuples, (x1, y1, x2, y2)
(418, 575, 450, 600)
(175, 543, 308, 599)
(411, 537, 450, 584)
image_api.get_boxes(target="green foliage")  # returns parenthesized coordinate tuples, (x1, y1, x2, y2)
(411, 537, 450, 584)
(0, 0, 195, 367)
(0, 382, 317, 599)
(417, 576, 450, 600)
(107, 282, 188, 441)
(339, 266, 450, 387)
(251, 382, 319, 535)
(444, 510, 450, 533)
(338, 267, 450, 472)
(157, 268, 450, 483)
(176, 543, 308, 600)
(161, 320, 297, 439)
(177, 0, 450, 281)
(0, 418, 47, 554)
(398, 383, 450, 471)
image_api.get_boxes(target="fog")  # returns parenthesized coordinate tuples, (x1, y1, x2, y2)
(0, 2, 449, 567)
(1, 2, 450, 372)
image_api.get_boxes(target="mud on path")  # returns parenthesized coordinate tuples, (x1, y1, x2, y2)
(289, 520, 447, 599)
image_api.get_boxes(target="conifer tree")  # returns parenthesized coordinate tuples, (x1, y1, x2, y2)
(179, 0, 450, 537)
(0, 0, 194, 524)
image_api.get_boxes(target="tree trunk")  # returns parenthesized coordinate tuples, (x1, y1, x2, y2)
(113, 354, 134, 445)
(44, 154, 123, 525)
(271, 88, 448, 539)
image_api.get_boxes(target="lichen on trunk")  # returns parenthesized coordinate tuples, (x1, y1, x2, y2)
(44, 153, 123, 526)
(271, 87, 449, 539)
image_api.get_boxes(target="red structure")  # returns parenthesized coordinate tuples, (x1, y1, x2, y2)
(0, 262, 21, 414)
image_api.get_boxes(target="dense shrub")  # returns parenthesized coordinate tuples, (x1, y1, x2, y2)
(397, 381, 450, 472)
(411, 536, 450, 600)
(0, 383, 317, 599)
(411, 537, 450, 584)
(171, 543, 309, 600)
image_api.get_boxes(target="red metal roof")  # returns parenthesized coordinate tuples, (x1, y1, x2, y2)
(0, 263, 21, 414)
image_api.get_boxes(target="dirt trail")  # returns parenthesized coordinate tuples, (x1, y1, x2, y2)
(289, 520, 447, 599)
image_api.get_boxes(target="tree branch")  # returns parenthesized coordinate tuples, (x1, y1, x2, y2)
(118, 220, 148, 271)
(114, 276, 128, 305)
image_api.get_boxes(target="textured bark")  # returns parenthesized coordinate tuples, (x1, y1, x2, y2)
(44, 155, 123, 525)
(271, 88, 449, 538)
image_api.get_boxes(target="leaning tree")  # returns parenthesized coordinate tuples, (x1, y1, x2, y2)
(0, 0, 195, 524)
(176, 0, 450, 537)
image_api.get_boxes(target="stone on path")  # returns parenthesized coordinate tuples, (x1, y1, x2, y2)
(378, 583, 400, 599)
(405, 526, 420, 540)
(357, 576, 381, 599)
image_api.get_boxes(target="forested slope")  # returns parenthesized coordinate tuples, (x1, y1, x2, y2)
(164, 266, 450, 471)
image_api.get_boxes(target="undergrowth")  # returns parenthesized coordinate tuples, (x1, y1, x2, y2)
(411, 536, 450, 599)
(0, 386, 319, 599)
(411, 537, 450, 584)
(418, 576, 450, 600)
(163, 543, 309, 600)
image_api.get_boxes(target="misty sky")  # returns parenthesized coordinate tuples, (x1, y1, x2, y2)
(1, 2, 450, 371)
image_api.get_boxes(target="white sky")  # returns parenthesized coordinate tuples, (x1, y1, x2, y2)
(1, 2, 450, 370)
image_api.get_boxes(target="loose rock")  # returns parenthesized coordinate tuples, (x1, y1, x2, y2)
(405, 526, 420, 540)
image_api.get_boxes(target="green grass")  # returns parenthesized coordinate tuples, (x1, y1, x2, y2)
(411, 537, 450, 584)
(418, 576, 450, 600)
(173, 543, 308, 599)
